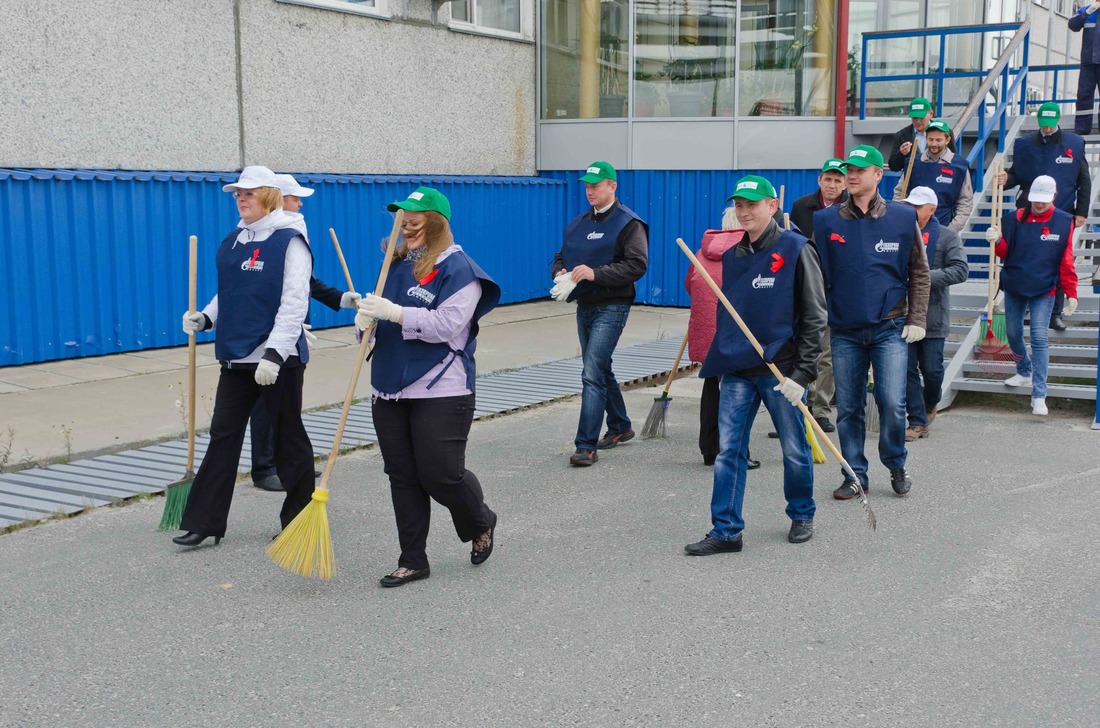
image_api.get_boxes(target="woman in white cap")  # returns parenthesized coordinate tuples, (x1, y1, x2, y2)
(173, 165, 315, 546)
(355, 186, 501, 587)
(247, 174, 360, 493)
(986, 174, 1079, 416)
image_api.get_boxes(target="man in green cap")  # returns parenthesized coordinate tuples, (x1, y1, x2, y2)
(892, 119, 972, 231)
(812, 145, 930, 501)
(887, 96, 957, 172)
(551, 161, 649, 467)
(789, 158, 849, 432)
(996, 102, 1090, 329)
(685, 174, 826, 554)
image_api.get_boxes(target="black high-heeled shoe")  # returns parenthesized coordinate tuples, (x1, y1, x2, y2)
(172, 532, 221, 547)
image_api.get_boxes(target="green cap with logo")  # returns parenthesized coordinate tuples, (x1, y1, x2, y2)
(821, 158, 847, 174)
(909, 97, 932, 118)
(845, 144, 885, 169)
(1037, 102, 1061, 127)
(387, 186, 452, 220)
(727, 175, 778, 202)
(578, 161, 617, 184)
(927, 119, 952, 136)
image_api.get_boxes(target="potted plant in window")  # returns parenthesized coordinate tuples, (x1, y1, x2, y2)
(666, 57, 707, 117)
(600, 31, 627, 118)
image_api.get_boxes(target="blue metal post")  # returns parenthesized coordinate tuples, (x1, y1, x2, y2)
(1020, 37, 1030, 115)
(999, 65, 1008, 153)
(937, 32, 947, 116)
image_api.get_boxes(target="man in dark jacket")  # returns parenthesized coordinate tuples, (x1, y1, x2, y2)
(551, 161, 649, 467)
(997, 102, 1090, 330)
(790, 157, 849, 433)
(887, 97, 958, 172)
(684, 175, 826, 554)
(897, 187, 969, 441)
(1070, 1, 1100, 134)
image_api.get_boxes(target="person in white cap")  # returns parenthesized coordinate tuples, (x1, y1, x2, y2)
(172, 165, 316, 547)
(898, 187, 968, 440)
(985, 175, 1079, 416)
(246, 173, 361, 493)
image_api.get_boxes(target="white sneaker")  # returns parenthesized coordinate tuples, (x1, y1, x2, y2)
(1005, 373, 1033, 388)
(1032, 397, 1048, 416)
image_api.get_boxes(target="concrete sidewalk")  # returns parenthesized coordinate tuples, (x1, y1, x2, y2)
(0, 302, 688, 466)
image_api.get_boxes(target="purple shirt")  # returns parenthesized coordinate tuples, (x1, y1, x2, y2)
(372, 245, 482, 400)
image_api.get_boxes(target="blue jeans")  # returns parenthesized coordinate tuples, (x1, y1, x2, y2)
(831, 318, 909, 485)
(709, 372, 815, 541)
(906, 337, 946, 427)
(575, 303, 631, 450)
(1004, 291, 1056, 398)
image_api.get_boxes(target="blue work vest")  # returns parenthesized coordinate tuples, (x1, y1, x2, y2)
(921, 215, 940, 265)
(1010, 132, 1086, 213)
(214, 227, 311, 363)
(559, 204, 643, 302)
(813, 203, 917, 330)
(699, 232, 806, 377)
(909, 156, 969, 227)
(1000, 208, 1073, 298)
(371, 250, 501, 395)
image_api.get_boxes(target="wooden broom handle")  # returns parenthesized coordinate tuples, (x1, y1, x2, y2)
(186, 235, 197, 475)
(778, 185, 785, 210)
(329, 228, 356, 293)
(316, 210, 405, 492)
(987, 160, 1003, 320)
(676, 238, 859, 482)
(658, 331, 691, 395)
(900, 138, 918, 198)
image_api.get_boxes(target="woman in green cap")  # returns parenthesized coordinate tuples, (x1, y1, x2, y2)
(355, 186, 502, 587)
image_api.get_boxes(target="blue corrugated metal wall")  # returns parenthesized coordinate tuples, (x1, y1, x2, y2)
(0, 167, 820, 367)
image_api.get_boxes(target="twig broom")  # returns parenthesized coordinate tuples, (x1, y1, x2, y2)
(267, 211, 405, 579)
(159, 235, 199, 531)
(677, 238, 876, 530)
(640, 331, 690, 439)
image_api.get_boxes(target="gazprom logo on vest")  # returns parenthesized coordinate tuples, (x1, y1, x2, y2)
(587, 232, 605, 240)
(875, 239, 900, 253)
(1056, 155, 1074, 164)
(751, 274, 775, 289)
(406, 286, 436, 304)
(241, 250, 264, 272)
(1040, 227, 1061, 242)
(935, 175, 953, 184)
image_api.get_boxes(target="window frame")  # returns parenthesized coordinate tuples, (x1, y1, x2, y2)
(276, 0, 391, 20)
(449, 0, 535, 42)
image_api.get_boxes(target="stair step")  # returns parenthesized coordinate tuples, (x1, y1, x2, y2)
(949, 377, 1096, 399)
(947, 321, 1100, 339)
(960, 360, 1097, 378)
(944, 341, 1098, 359)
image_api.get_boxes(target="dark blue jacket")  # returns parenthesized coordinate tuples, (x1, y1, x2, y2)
(1070, 2, 1100, 65)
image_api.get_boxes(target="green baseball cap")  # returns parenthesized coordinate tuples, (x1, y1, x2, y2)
(387, 186, 452, 220)
(1037, 102, 1061, 126)
(726, 175, 778, 202)
(578, 161, 617, 184)
(927, 119, 952, 136)
(821, 158, 848, 174)
(845, 144, 884, 168)
(909, 97, 932, 118)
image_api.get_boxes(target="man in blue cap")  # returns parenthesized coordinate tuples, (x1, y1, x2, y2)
(1070, 1, 1100, 134)
(551, 161, 649, 467)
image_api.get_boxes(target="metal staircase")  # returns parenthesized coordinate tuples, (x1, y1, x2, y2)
(940, 116, 1100, 408)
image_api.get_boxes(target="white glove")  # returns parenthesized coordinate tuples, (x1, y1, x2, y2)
(550, 272, 577, 302)
(354, 309, 377, 334)
(182, 311, 206, 335)
(902, 325, 926, 344)
(302, 324, 318, 348)
(255, 359, 280, 386)
(773, 378, 805, 406)
(1064, 297, 1079, 317)
(1089, 1, 1100, 14)
(340, 291, 362, 309)
(984, 227, 1001, 244)
(358, 294, 402, 323)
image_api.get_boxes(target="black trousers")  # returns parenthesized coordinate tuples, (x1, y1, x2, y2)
(249, 399, 278, 482)
(372, 394, 495, 571)
(180, 364, 315, 538)
(699, 376, 721, 465)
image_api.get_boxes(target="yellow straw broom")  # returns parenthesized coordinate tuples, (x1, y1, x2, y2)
(677, 238, 876, 530)
(267, 211, 405, 578)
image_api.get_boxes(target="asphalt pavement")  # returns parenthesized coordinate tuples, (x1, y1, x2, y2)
(1, 379, 1098, 727)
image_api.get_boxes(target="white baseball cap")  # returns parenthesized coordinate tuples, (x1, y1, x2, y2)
(274, 173, 315, 198)
(222, 165, 279, 192)
(900, 186, 938, 208)
(1030, 175, 1057, 203)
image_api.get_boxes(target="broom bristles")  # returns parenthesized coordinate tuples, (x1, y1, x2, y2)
(157, 478, 192, 531)
(267, 490, 334, 579)
(640, 395, 670, 439)
(804, 417, 826, 464)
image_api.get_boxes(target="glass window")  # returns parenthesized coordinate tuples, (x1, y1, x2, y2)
(739, 0, 836, 116)
(453, 0, 524, 34)
(540, 0, 629, 118)
(276, 0, 387, 17)
(634, 0, 738, 117)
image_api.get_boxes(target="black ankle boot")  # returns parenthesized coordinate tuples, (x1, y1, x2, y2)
(172, 532, 222, 547)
